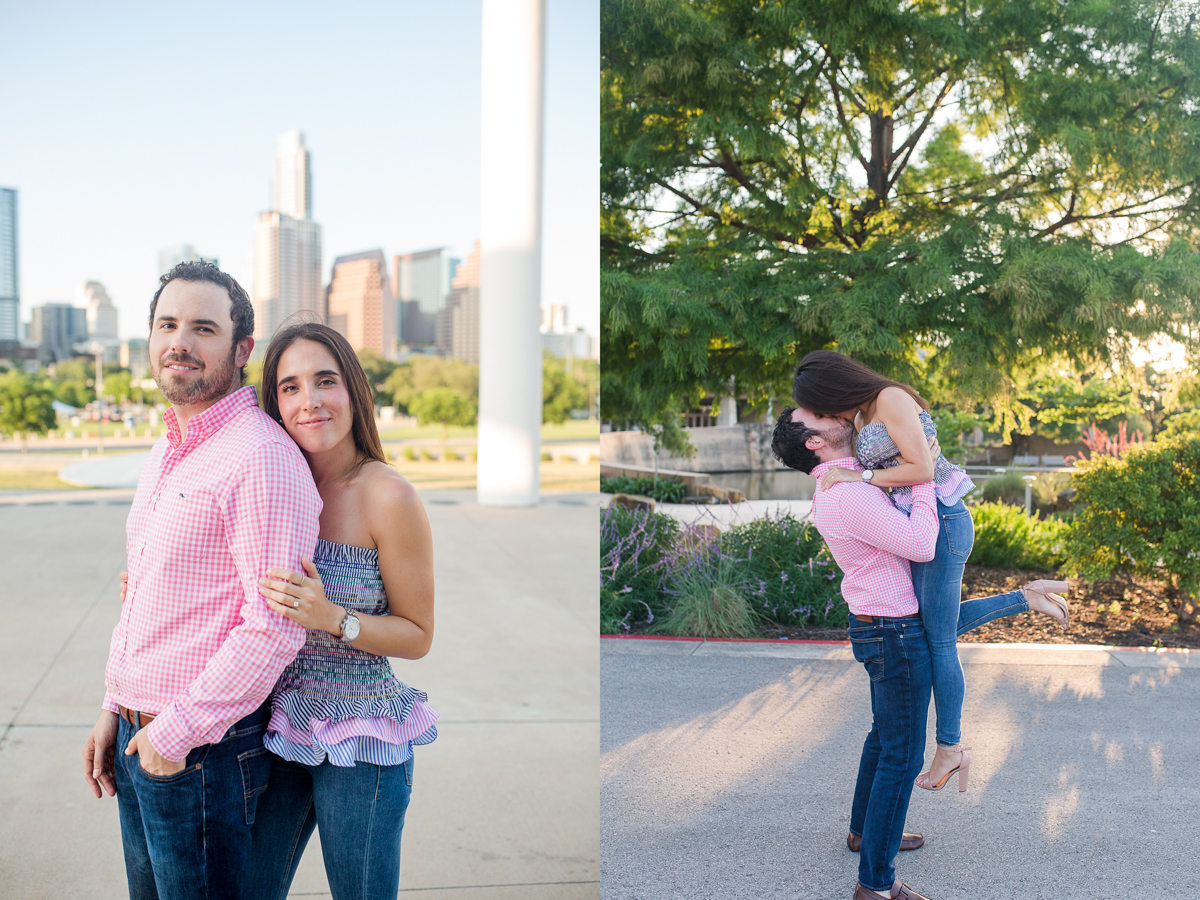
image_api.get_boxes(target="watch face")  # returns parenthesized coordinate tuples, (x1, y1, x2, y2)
(342, 615, 361, 641)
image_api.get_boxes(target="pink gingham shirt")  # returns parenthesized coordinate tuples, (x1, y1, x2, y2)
(103, 386, 322, 761)
(811, 458, 939, 618)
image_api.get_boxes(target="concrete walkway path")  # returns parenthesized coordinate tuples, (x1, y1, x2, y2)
(602, 636, 1200, 899)
(0, 488, 600, 899)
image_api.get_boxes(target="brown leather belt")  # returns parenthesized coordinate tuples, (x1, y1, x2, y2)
(854, 614, 921, 624)
(118, 705, 156, 728)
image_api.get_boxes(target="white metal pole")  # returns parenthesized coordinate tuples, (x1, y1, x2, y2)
(477, 0, 546, 507)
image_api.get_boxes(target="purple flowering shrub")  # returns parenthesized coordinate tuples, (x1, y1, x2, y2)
(600, 504, 680, 633)
(600, 505, 848, 635)
(717, 511, 847, 628)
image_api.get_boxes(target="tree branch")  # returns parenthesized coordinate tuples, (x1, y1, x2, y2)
(652, 178, 801, 245)
(826, 67, 871, 174)
(887, 76, 956, 194)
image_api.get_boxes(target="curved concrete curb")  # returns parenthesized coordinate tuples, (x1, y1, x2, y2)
(58, 452, 149, 489)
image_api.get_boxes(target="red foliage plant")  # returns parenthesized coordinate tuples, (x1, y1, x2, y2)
(1067, 421, 1145, 464)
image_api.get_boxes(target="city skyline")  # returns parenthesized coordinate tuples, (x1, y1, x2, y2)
(0, 0, 599, 342)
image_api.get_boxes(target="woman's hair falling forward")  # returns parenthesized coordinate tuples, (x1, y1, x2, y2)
(260, 321, 387, 468)
(792, 350, 930, 418)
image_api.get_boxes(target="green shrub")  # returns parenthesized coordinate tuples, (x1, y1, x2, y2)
(968, 501, 1070, 569)
(600, 474, 687, 504)
(1065, 435, 1200, 627)
(402, 446, 417, 461)
(653, 553, 759, 638)
(1161, 409, 1200, 438)
(717, 511, 847, 627)
(600, 505, 680, 632)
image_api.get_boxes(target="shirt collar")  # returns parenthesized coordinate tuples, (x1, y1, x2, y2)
(811, 456, 863, 485)
(164, 385, 259, 447)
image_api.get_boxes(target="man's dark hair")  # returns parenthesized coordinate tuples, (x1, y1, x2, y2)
(149, 260, 255, 347)
(771, 406, 824, 474)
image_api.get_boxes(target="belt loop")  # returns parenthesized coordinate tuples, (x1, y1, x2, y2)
(134, 710, 142, 729)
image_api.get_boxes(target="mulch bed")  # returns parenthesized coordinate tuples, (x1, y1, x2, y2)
(758, 566, 1200, 649)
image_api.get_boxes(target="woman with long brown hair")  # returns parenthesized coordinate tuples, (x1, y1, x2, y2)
(248, 321, 438, 899)
(793, 350, 1068, 792)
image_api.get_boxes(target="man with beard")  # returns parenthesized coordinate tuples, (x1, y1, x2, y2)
(81, 261, 321, 898)
(771, 406, 939, 900)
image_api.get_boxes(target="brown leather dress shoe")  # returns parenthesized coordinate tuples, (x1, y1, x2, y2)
(846, 831, 925, 852)
(852, 882, 934, 900)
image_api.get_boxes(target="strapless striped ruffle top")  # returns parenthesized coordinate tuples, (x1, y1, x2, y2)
(856, 410, 975, 514)
(264, 538, 438, 767)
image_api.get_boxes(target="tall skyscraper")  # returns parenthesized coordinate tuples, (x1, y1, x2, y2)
(436, 240, 481, 364)
(327, 250, 395, 358)
(254, 131, 323, 342)
(0, 188, 17, 343)
(80, 281, 119, 340)
(393, 248, 460, 346)
(272, 130, 312, 219)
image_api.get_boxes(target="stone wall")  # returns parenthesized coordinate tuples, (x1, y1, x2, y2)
(599, 425, 787, 474)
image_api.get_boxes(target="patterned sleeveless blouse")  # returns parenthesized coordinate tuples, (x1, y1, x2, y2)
(855, 409, 975, 515)
(264, 538, 438, 767)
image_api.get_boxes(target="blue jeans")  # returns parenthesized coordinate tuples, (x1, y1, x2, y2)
(249, 753, 415, 900)
(910, 499, 1030, 746)
(114, 703, 273, 900)
(847, 615, 932, 892)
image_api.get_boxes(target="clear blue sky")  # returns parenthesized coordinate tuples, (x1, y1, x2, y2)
(0, 0, 598, 341)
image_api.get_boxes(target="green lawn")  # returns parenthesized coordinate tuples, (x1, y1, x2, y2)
(0, 464, 88, 492)
(377, 419, 600, 443)
(32, 417, 600, 444)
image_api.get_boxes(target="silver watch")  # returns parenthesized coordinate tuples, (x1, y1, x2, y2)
(338, 612, 361, 643)
(861, 469, 875, 483)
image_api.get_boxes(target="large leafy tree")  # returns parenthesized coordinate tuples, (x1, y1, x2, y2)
(602, 0, 1200, 446)
(0, 370, 57, 453)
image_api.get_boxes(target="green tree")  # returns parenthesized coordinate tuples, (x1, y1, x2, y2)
(103, 370, 134, 404)
(0, 370, 57, 453)
(602, 0, 1200, 445)
(409, 387, 477, 438)
(50, 357, 96, 408)
(356, 348, 399, 406)
(543, 353, 592, 424)
(385, 357, 479, 414)
(55, 379, 93, 409)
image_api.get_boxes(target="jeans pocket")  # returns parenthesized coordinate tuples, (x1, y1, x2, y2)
(850, 635, 886, 682)
(943, 509, 975, 559)
(136, 758, 201, 784)
(239, 746, 272, 826)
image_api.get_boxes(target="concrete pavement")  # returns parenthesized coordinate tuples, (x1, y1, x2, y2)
(602, 636, 1200, 899)
(0, 488, 600, 899)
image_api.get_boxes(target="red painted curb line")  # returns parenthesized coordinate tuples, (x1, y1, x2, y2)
(599, 633, 1195, 653)
(601, 634, 848, 645)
